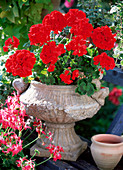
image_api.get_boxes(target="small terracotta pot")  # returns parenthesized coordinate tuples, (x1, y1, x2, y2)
(91, 134, 123, 170)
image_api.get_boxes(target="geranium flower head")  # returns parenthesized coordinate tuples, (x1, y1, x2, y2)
(66, 35, 87, 56)
(65, 9, 86, 27)
(91, 25, 116, 50)
(5, 49, 36, 77)
(70, 18, 93, 39)
(42, 11, 67, 34)
(3, 36, 20, 52)
(93, 52, 115, 70)
(28, 24, 51, 46)
(40, 41, 65, 65)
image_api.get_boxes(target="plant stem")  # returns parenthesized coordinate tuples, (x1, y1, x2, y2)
(31, 152, 37, 159)
(22, 129, 29, 137)
(23, 137, 39, 149)
(59, 37, 66, 44)
(54, 33, 55, 41)
(4, 127, 9, 133)
(23, 128, 35, 142)
(36, 155, 52, 166)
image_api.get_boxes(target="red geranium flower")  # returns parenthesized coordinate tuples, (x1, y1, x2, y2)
(91, 25, 116, 50)
(5, 49, 36, 77)
(65, 9, 86, 27)
(72, 70, 79, 80)
(40, 41, 65, 65)
(109, 87, 122, 105)
(93, 52, 115, 70)
(60, 70, 73, 84)
(3, 36, 20, 52)
(70, 18, 93, 39)
(28, 24, 51, 46)
(42, 11, 67, 34)
(66, 36, 87, 56)
(47, 64, 56, 72)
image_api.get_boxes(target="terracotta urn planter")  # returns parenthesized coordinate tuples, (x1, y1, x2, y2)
(13, 79, 109, 161)
(91, 134, 123, 170)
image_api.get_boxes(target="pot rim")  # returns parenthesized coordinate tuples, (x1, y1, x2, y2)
(31, 80, 107, 90)
(31, 80, 76, 88)
(91, 134, 123, 147)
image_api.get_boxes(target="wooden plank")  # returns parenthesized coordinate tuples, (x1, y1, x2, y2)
(106, 104, 123, 136)
(40, 160, 77, 170)
(69, 160, 98, 170)
(102, 67, 123, 86)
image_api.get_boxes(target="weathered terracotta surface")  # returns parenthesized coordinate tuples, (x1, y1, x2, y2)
(13, 80, 109, 161)
(91, 134, 123, 170)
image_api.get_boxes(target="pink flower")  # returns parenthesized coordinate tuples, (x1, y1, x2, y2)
(16, 157, 35, 170)
(64, 0, 74, 8)
(46, 144, 64, 161)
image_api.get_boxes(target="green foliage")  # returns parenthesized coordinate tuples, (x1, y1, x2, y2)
(76, 78, 96, 96)
(110, 1, 123, 67)
(0, 0, 54, 104)
(0, 0, 53, 50)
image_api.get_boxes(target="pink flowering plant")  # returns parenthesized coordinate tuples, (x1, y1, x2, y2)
(3, 9, 117, 96)
(0, 93, 64, 169)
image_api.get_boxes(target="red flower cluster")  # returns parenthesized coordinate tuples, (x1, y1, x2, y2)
(28, 24, 51, 46)
(47, 64, 56, 72)
(43, 11, 67, 34)
(71, 18, 93, 39)
(60, 69, 80, 84)
(1, 132, 23, 156)
(109, 87, 122, 105)
(93, 52, 115, 70)
(64, 9, 93, 39)
(0, 93, 29, 131)
(5, 49, 36, 77)
(60, 70, 73, 84)
(91, 26, 116, 50)
(65, 9, 86, 27)
(66, 36, 87, 56)
(3, 36, 20, 52)
(46, 144, 64, 161)
(16, 157, 35, 170)
(40, 41, 65, 72)
(72, 70, 79, 80)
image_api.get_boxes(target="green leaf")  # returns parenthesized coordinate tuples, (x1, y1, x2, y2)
(6, 10, 15, 23)
(78, 81, 87, 95)
(120, 60, 123, 66)
(45, 76, 55, 85)
(0, 11, 7, 18)
(4, 25, 21, 37)
(12, 2, 19, 17)
(86, 84, 95, 96)
(35, 0, 51, 3)
(24, 3, 43, 23)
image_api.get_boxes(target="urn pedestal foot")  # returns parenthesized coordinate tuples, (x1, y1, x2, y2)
(30, 122, 87, 161)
